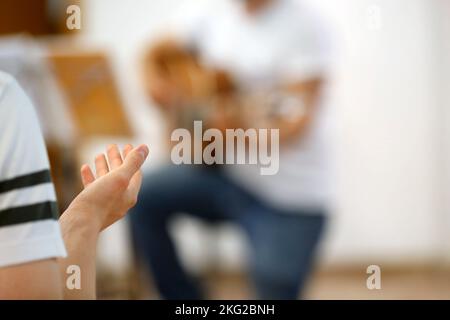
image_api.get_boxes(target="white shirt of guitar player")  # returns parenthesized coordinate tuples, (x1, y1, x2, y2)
(170, 0, 335, 212)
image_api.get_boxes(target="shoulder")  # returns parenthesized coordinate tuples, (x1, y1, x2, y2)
(0, 71, 17, 99)
(0, 71, 30, 112)
(283, 1, 334, 55)
(283, 1, 331, 35)
(0, 72, 36, 126)
(170, 0, 232, 33)
(0, 72, 48, 179)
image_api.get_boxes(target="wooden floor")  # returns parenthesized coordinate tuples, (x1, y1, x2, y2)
(306, 268, 450, 300)
(97, 266, 450, 300)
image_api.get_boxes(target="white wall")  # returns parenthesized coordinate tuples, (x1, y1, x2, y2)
(308, 0, 448, 264)
(439, 0, 450, 258)
(83, 0, 449, 269)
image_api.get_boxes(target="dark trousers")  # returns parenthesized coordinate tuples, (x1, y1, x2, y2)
(130, 165, 326, 299)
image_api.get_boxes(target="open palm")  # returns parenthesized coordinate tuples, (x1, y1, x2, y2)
(68, 144, 149, 231)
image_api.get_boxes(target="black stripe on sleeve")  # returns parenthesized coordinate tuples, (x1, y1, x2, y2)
(0, 170, 52, 194)
(0, 201, 59, 227)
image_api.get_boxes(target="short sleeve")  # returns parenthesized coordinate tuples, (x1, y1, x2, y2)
(0, 72, 67, 268)
(278, 6, 334, 83)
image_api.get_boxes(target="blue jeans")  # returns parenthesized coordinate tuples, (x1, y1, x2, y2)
(130, 165, 326, 300)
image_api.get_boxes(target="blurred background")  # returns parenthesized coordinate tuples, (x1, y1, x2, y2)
(1, 0, 450, 299)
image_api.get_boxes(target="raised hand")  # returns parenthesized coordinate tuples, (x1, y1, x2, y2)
(67, 144, 149, 231)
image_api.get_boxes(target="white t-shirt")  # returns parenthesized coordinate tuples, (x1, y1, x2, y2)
(0, 71, 67, 268)
(171, 0, 334, 211)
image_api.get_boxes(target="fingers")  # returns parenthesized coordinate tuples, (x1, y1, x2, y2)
(91, 144, 139, 180)
(123, 144, 143, 202)
(89, 144, 148, 190)
(127, 169, 143, 200)
(123, 144, 133, 158)
(118, 144, 149, 180)
(80, 164, 95, 187)
(107, 144, 123, 170)
(95, 153, 109, 177)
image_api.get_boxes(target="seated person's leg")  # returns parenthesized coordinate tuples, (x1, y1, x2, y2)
(130, 165, 233, 299)
(241, 204, 326, 300)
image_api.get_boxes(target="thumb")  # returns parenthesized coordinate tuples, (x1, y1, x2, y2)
(118, 144, 149, 180)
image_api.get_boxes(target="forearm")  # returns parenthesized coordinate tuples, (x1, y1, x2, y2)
(55, 144, 148, 299)
(276, 78, 323, 145)
(58, 206, 101, 299)
(275, 115, 311, 145)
